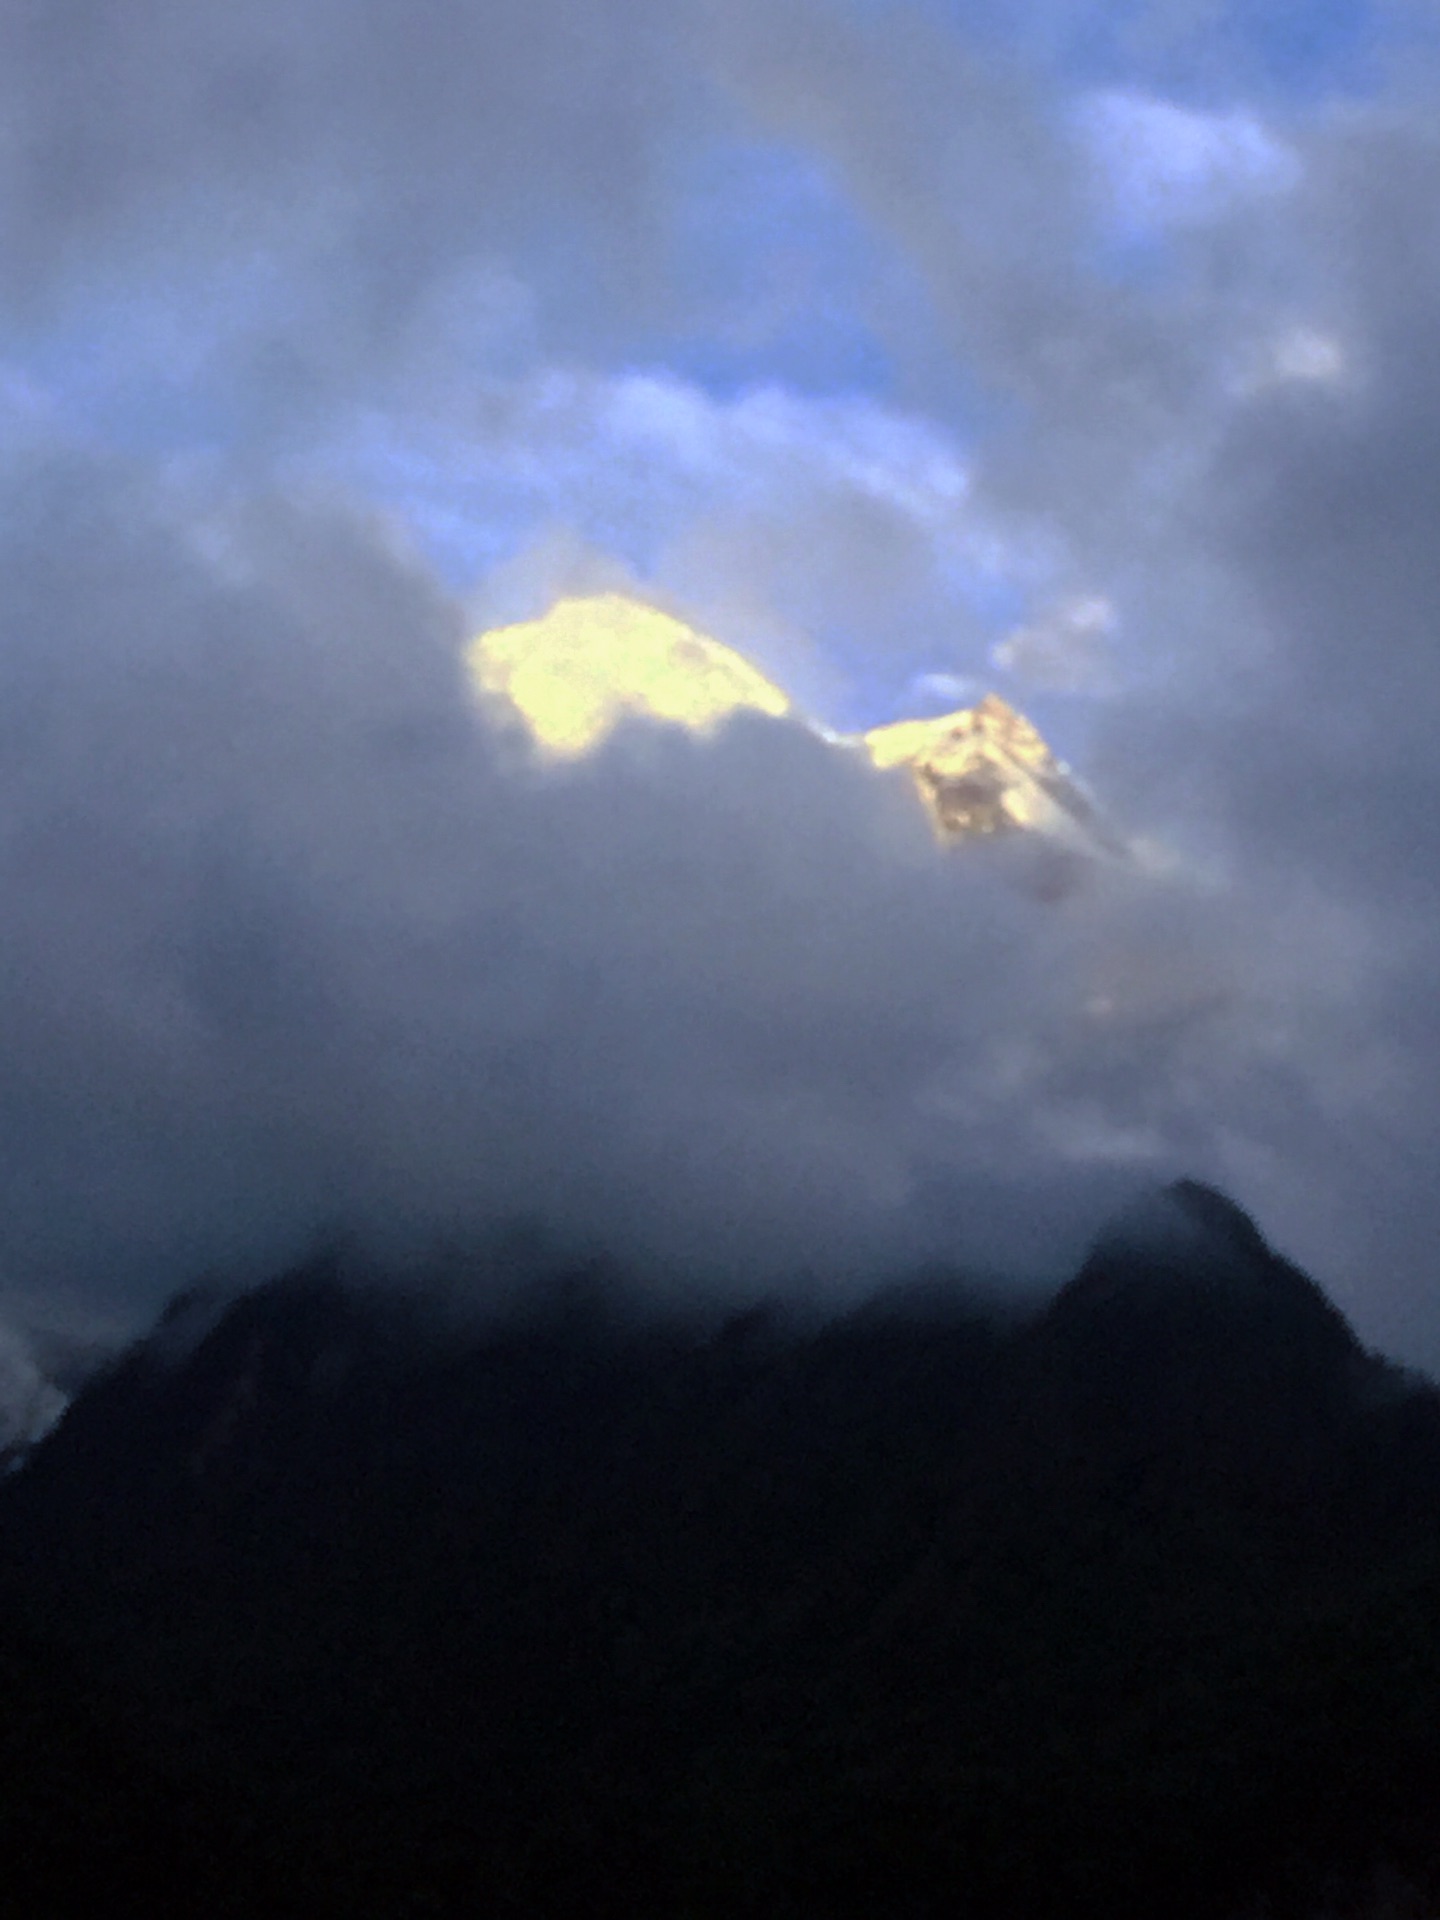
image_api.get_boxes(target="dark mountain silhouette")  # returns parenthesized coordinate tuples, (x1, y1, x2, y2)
(2, 1185, 1440, 1916)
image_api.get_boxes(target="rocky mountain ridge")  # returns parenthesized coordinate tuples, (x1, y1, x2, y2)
(468, 594, 1128, 864)
(862, 688, 1124, 855)
(1, 1184, 1438, 1915)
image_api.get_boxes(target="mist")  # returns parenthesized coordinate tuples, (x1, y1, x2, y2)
(1, 1, 1440, 1365)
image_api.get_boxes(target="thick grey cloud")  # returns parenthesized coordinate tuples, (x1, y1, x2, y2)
(1, 1, 1440, 1371)
(685, 7, 1440, 1356)
(0, 434, 1404, 1360)
(0, 0, 709, 434)
(1093, 107, 1440, 1355)
(0, 443, 1138, 1325)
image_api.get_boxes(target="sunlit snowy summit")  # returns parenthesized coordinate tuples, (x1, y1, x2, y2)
(861, 693, 1125, 858)
(468, 593, 1126, 865)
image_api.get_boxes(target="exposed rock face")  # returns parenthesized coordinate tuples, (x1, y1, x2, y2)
(863, 692, 1124, 855)
(467, 596, 1128, 868)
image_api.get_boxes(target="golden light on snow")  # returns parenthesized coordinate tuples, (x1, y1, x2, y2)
(467, 593, 792, 756)
(467, 590, 1122, 867)
(864, 694, 1079, 838)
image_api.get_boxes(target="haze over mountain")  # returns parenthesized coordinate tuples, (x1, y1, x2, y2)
(4, 6, 1440, 1908)
(0, 0, 1439, 1384)
(3, 1183, 1439, 1915)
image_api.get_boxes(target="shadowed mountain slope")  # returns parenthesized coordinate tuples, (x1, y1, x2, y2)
(2, 1188, 1439, 1917)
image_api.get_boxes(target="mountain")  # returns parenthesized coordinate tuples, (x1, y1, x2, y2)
(0, 1317, 70, 1467)
(466, 592, 792, 756)
(2, 1195, 1439, 1916)
(467, 594, 1127, 867)
(862, 689, 1125, 856)
(1027, 1179, 1426, 1519)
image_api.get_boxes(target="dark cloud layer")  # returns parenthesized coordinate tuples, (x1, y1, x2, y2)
(0, 2, 1438, 1366)
(0, 444, 1125, 1320)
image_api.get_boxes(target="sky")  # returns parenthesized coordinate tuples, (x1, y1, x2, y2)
(3, 0, 1440, 1363)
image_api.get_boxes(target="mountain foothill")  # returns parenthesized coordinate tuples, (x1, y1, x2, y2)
(0, 1181, 1439, 1916)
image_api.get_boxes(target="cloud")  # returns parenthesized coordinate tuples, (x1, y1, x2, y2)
(1077, 90, 1300, 235)
(1076, 99, 1440, 1358)
(0, 433, 1409, 1368)
(321, 370, 1020, 723)
(0, 442, 1106, 1319)
(2, 0, 1440, 1376)
(993, 595, 1118, 693)
(0, 0, 719, 443)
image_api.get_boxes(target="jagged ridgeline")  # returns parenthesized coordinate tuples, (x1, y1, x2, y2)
(467, 593, 1125, 862)
(2, 1184, 1440, 1916)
